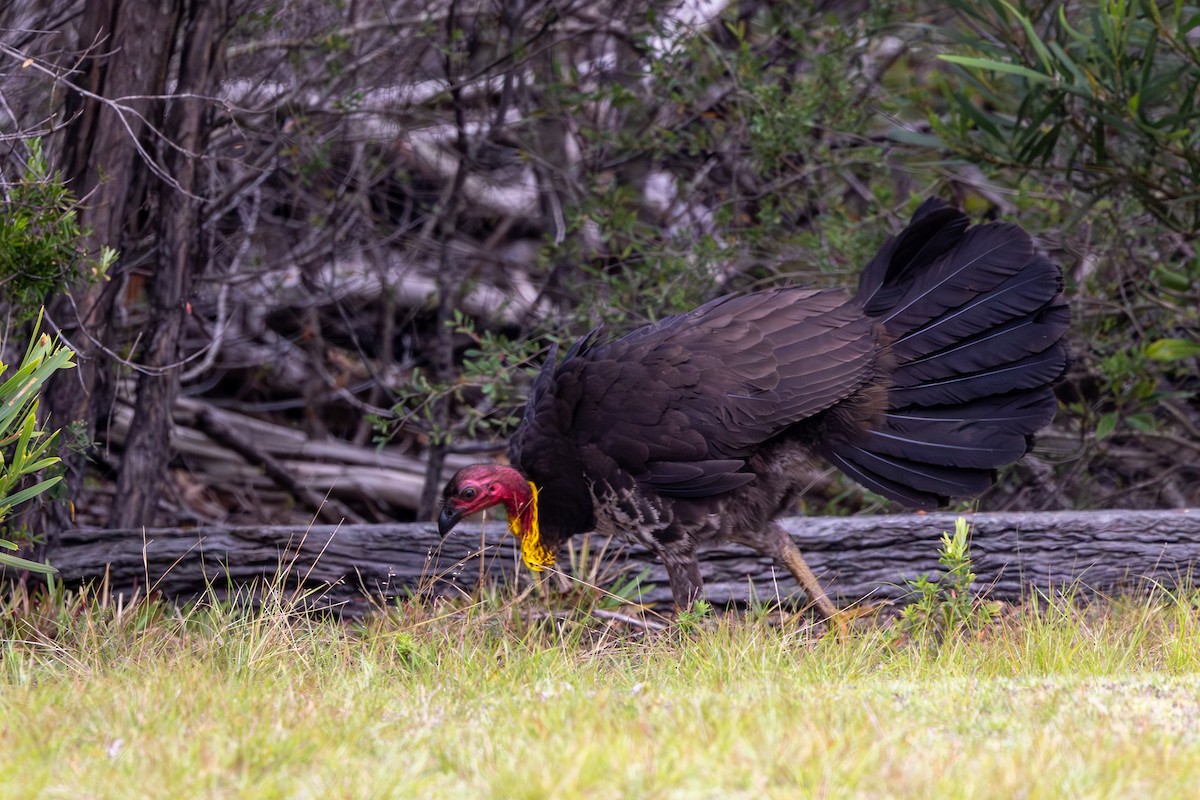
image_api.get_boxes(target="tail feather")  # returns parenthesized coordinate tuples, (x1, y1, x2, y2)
(820, 449, 942, 508)
(888, 337, 1067, 408)
(892, 302, 1070, 387)
(861, 392, 1058, 469)
(824, 444, 995, 508)
(824, 200, 1069, 507)
(879, 224, 1037, 332)
(891, 260, 1063, 361)
(857, 199, 969, 315)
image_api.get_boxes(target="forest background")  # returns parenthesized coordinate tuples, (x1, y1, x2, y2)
(1, 0, 1197, 560)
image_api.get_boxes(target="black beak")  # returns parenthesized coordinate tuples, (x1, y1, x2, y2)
(437, 505, 464, 538)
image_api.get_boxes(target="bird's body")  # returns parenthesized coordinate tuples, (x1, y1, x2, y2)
(439, 200, 1070, 615)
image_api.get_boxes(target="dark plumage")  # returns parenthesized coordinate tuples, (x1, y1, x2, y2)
(438, 200, 1070, 616)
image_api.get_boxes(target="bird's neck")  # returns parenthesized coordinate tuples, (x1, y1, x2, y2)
(504, 480, 555, 572)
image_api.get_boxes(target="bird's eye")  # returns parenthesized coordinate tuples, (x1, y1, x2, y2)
(461, 487, 477, 500)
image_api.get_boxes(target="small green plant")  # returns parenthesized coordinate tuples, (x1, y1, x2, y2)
(676, 598, 713, 633)
(896, 517, 998, 644)
(0, 311, 76, 576)
(0, 139, 115, 320)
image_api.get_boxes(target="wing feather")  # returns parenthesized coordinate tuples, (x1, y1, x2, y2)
(513, 287, 881, 499)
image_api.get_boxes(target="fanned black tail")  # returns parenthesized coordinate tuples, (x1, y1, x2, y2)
(821, 199, 1070, 508)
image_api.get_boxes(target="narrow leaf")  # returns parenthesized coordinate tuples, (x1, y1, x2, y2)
(2, 476, 63, 509)
(1146, 338, 1200, 361)
(0, 549, 58, 574)
(1000, 0, 1055, 74)
(938, 55, 1058, 85)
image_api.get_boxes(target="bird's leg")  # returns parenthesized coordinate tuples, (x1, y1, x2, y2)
(659, 541, 705, 612)
(779, 544, 838, 620)
(761, 524, 838, 620)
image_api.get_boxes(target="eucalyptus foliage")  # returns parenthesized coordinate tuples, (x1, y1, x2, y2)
(937, 0, 1200, 233)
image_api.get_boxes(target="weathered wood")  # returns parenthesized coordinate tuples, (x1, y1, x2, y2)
(103, 397, 481, 522)
(41, 509, 1200, 614)
(193, 409, 366, 525)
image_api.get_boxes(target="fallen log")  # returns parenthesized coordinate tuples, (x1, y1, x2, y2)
(39, 509, 1200, 614)
(103, 396, 482, 523)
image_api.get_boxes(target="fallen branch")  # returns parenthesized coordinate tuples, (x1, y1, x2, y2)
(42, 509, 1200, 614)
(193, 409, 365, 525)
(102, 396, 480, 522)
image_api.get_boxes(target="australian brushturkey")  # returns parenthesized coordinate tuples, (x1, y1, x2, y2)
(438, 199, 1070, 617)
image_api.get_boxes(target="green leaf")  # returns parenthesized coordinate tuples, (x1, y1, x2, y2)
(1045, 40, 1088, 92)
(0, 310, 75, 585)
(885, 128, 944, 148)
(2, 476, 62, 510)
(938, 55, 1058, 86)
(0, 548, 58, 575)
(12, 406, 37, 471)
(1146, 338, 1200, 361)
(999, 0, 1054, 74)
(1126, 412, 1157, 433)
(1151, 267, 1194, 293)
(1095, 412, 1118, 440)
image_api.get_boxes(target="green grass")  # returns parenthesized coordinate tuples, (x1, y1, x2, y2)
(3, 585, 1200, 798)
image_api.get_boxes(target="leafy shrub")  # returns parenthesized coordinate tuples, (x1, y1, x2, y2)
(0, 139, 114, 321)
(0, 313, 75, 575)
(936, 0, 1200, 233)
(896, 517, 998, 644)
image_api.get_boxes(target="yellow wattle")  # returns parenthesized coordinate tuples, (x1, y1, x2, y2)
(510, 481, 555, 571)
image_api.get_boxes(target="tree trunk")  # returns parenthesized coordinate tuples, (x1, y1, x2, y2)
(42, 0, 183, 535)
(111, 0, 229, 527)
(39, 509, 1200, 615)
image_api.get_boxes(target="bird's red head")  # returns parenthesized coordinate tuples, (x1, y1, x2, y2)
(438, 464, 555, 571)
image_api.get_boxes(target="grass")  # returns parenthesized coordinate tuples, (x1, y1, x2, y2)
(3, 583, 1200, 798)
